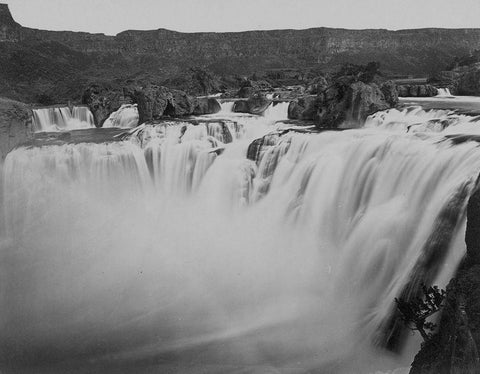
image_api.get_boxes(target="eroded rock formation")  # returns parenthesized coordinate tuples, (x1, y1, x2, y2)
(0, 97, 33, 160)
(289, 80, 398, 128)
(410, 179, 480, 373)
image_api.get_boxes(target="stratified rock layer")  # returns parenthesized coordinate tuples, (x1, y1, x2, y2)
(2, 4, 480, 102)
(0, 97, 33, 159)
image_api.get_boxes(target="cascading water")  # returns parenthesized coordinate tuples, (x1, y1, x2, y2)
(32, 106, 95, 132)
(436, 88, 454, 97)
(365, 106, 480, 134)
(103, 104, 139, 128)
(3, 101, 480, 373)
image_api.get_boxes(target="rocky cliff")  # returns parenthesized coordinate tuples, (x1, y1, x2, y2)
(2, 4, 480, 103)
(0, 97, 33, 160)
(409, 178, 480, 373)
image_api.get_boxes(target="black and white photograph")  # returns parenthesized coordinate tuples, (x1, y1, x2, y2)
(1, 1, 480, 373)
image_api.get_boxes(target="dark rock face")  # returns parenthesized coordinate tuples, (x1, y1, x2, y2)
(237, 80, 272, 98)
(381, 80, 400, 106)
(193, 97, 221, 116)
(288, 96, 319, 120)
(410, 180, 480, 373)
(133, 85, 194, 124)
(0, 3, 21, 42)
(233, 94, 272, 115)
(429, 61, 480, 96)
(297, 80, 397, 128)
(133, 85, 222, 123)
(82, 83, 133, 127)
(0, 97, 33, 160)
(456, 63, 480, 96)
(342, 82, 390, 126)
(307, 76, 329, 94)
(396, 84, 438, 97)
(82, 83, 221, 126)
(161, 68, 222, 96)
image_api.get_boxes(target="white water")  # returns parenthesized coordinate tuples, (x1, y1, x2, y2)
(32, 106, 95, 132)
(103, 104, 139, 128)
(436, 88, 454, 97)
(2, 102, 480, 373)
(365, 106, 480, 134)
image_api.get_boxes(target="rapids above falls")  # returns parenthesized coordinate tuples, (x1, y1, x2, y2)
(2, 100, 480, 373)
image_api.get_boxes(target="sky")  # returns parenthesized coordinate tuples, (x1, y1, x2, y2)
(5, 0, 480, 35)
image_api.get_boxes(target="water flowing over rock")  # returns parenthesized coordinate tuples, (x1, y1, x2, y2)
(3, 105, 480, 373)
(32, 106, 95, 131)
(409, 180, 480, 373)
(102, 104, 139, 128)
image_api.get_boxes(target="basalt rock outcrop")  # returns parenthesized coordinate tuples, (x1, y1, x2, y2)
(306, 76, 329, 95)
(82, 83, 134, 127)
(82, 83, 221, 126)
(133, 85, 221, 124)
(409, 179, 480, 373)
(287, 96, 320, 120)
(454, 63, 480, 96)
(233, 94, 272, 115)
(396, 84, 438, 97)
(161, 68, 223, 96)
(289, 80, 398, 128)
(0, 97, 33, 160)
(236, 80, 273, 98)
(429, 55, 480, 95)
(193, 97, 222, 116)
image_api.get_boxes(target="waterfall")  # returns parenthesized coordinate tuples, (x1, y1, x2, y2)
(262, 101, 290, 122)
(103, 104, 139, 128)
(218, 100, 235, 114)
(436, 88, 454, 97)
(3, 105, 480, 372)
(32, 106, 95, 132)
(365, 106, 480, 134)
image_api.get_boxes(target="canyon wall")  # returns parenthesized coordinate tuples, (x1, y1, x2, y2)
(2, 3, 480, 103)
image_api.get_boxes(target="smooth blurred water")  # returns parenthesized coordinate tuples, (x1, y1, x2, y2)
(2, 100, 480, 373)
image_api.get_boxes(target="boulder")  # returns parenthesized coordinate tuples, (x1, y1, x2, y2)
(161, 68, 222, 96)
(380, 80, 399, 107)
(82, 83, 132, 127)
(233, 94, 272, 115)
(193, 97, 221, 115)
(0, 97, 33, 160)
(133, 85, 196, 124)
(311, 81, 395, 128)
(343, 82, 390, 126)
(236, 79, 272, 98)
(288, 96, 319, 120)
